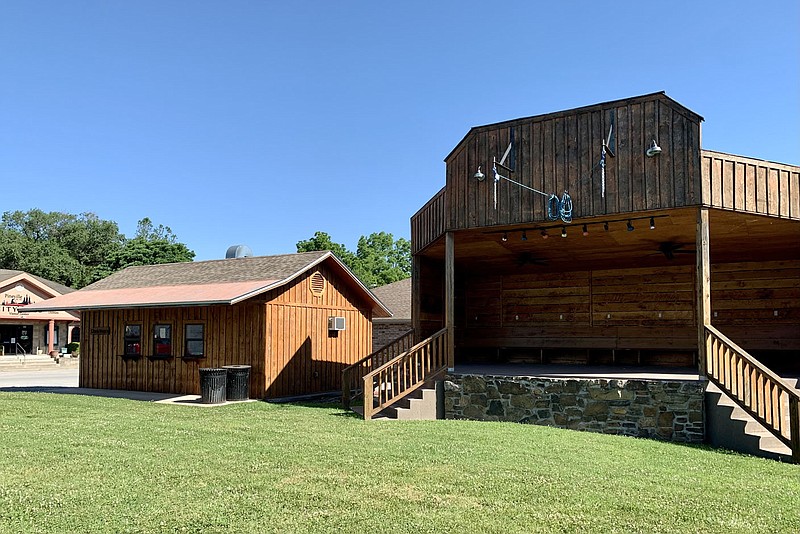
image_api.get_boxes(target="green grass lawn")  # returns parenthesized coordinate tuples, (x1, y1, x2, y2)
(1, 392, 798, 533)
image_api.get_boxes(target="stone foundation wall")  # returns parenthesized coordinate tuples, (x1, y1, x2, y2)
(444, 374, 705, 443)
(372, 322, 412, 351)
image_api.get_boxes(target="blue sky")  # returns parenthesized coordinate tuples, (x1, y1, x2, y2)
(2, 1, 797, 261)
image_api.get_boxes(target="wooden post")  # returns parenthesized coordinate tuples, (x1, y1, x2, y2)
(47, 319, 56, 355)
(696, 207, 711, 375)
(790, 396, 800, 464)
(412, 255, 421, 343)
(341, 372, 350, 410)
(445, 231, 455, 370)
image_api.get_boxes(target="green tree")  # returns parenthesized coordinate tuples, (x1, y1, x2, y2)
(95, 218, 195, 279)
(295, 231, 410, 288)
(0, 210, 122, 287)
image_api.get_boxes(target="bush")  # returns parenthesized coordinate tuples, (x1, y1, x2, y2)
(67, 342, 80, 356)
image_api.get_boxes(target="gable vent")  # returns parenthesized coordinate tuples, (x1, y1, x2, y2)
(309, 271, 326, 296)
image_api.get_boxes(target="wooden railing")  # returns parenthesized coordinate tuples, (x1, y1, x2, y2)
(705, 325, 800, 462)
(411, 187, 446, 254)
(362, 328, 449, 420)
(341, 330, 415, 409)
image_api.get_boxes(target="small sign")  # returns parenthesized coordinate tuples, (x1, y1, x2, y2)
(91, 327, 111, 336)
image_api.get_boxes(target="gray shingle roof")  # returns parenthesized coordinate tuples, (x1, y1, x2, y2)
(371, 278, 411, 321)
(0, 269, 76, 295)
(84, 251, 329, 290)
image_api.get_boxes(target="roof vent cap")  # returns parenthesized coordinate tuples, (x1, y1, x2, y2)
(225, 245, 253, 259)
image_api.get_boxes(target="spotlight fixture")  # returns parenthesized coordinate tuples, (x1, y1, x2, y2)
(501, 232, 508, 242)
(626, 220, 634, 232)
(474, 166, 485, 181)
(521, 230, 527, 241)
(561, 227, 567, 238)
(603, 221, 609, 231)
(649, 217, 656, 230)
(541, 229, 549, 240)
(646, 139, 662, 157)
(582, 224, 589, 237)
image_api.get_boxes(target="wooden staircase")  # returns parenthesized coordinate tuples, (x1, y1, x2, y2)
(704, 325, 800, 462)
(342, 328, 448, 420)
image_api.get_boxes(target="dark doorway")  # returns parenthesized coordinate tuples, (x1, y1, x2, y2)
(0, 324, 33, 355)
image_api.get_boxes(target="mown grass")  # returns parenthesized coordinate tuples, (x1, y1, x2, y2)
(0, 392, 798, 533)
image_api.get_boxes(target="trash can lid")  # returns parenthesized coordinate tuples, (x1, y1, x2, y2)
(222, 365, 251, 370)
(199, 367, 227, 372)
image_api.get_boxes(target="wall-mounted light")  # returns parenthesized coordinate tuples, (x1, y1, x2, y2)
(626, 220, 634, 232)
(501, 232, 508, 242)
(474, 166, 485, 181)
(649, 217, 656, 230)
(561, 227, 567, 238)
(646, 139, 662, 157)
(521, 230, 527, 241)
(582, 224, 589, 237)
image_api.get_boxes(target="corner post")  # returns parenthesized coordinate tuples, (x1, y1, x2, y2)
(47, 319, 56, 355)
(445, 231, 455, 370)
(790, 396, 800, 464)
(696, 207, 711, 375)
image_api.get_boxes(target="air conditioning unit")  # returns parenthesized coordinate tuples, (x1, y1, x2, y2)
(328, 316, 346, 331)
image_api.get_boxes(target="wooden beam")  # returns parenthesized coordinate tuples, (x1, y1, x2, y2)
(445, 231, 455, 369)
(412, 255, 421, 343)
(696, 207, 711, 374)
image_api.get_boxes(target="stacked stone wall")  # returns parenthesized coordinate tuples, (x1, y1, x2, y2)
(444, 374, 705, 443)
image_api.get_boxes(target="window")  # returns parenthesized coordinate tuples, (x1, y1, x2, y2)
(124, 325, 141, 356)
(184, 324, 204, 357)
(153, 324, 172, 356)
(44, 326, 59, 345)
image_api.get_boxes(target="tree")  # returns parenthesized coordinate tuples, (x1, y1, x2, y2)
(296, 231, 410, 288)
(95, 218, 195, 278)
(0, 210, 194, 288)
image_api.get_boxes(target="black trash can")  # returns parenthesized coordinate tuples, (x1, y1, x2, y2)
(223, 365, 251, 401)
(199, 368, 227, 404)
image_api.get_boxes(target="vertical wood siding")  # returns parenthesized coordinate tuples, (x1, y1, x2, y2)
(701, 150, 800, 220)
(441, 95, 702, 232)
(79, 263, 374, 398)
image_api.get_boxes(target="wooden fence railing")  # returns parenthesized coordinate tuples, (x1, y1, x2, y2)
(705, 324, 800, 462)
(362, 328, 449, 420)
(411, 187, 446, 254)
(341, 330, 415, 410)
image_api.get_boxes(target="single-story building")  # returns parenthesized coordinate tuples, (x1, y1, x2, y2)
(370, 277, 411, 350)
(26, 251, 391, 398)
(0, 270, 79, 356)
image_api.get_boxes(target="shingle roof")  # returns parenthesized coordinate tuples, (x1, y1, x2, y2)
(24, 251, 391, 317)
(84, 251, 329, 290)
(371, 278, 411, 321)
(0, 269, 75, 295)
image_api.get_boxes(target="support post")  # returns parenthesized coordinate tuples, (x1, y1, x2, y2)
(696, 207, 711, 375)
(790, 396, 800, 464)
(47, 319, 55, 355)
(445, 231, 455, 370)
(412, 255, 422, 343)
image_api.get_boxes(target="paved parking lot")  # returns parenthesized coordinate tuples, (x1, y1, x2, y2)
(0, 367, 79, 388)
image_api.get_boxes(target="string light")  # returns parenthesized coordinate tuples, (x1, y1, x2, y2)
(649, 217, 656, 230)
(541, 229, 549, 240)
(582, 224, 589, 237)
(561, 227, 567, 238)
(627, 220, 634, 232)
(501, 232, 508, 242)
(521, 230, 527, 241)
(604, 221, 609, 231)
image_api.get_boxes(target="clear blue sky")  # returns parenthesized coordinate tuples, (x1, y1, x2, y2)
(2, 1, 797, 261)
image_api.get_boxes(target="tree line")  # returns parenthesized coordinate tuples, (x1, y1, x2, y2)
(1, 209, 411, 291)
(0, 209, 194, 289)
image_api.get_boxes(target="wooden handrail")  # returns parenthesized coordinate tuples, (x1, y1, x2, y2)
(362, 328, 449, 420)
(411, 187, 447, 254)
(705, 324, 800, 462)
(341, 329, 415, 409)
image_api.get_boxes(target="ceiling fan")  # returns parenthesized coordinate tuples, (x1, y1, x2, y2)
(651, 242, 696, 260)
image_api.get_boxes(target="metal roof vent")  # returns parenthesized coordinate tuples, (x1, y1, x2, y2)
(225, 245, 253, 259)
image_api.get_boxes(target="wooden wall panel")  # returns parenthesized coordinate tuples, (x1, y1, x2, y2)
(437, 93, 702, 234)
(80, 303, 267, 397)
(701, 150, 800, 220)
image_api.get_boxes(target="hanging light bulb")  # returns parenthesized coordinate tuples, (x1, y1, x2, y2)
(541, 229, 549, 240)
(561, 227, 567, 238)
(521, 230, 527, 241)
(501, 232, 508, 242)
(582, 224, 589, 237)
(627, 220, 634, 232)
(649, 217, 656, 230)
